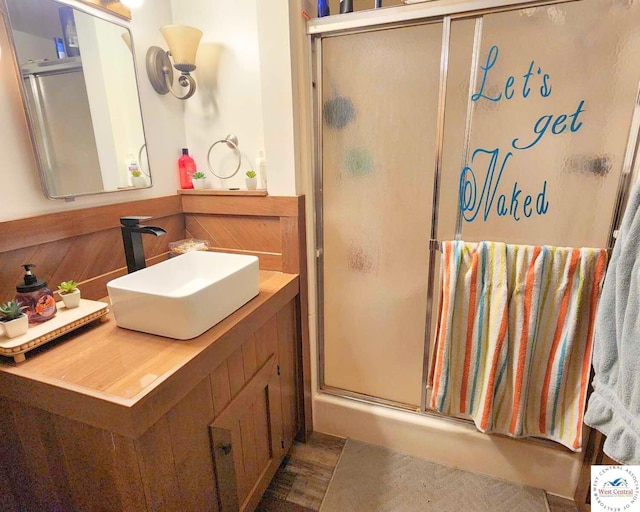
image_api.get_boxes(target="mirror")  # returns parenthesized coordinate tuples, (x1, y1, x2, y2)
(3, 0, 150, 200)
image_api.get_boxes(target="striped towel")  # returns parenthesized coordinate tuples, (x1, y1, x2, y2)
(429, 241, 607, 451)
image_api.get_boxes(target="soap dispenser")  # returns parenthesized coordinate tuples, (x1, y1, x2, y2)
(15, 264, 57, 324)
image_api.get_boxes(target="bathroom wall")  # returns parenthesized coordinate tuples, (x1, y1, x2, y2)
(0, 0, 185, 222)
(0, 0, 301, 222)
(169, 0, 264, 192)
(170, 0, 299, 196)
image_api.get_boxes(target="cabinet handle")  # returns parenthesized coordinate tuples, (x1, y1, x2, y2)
(218, 442, 232, 455)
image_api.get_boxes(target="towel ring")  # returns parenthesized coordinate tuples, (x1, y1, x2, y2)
(207, 134, 241, 180)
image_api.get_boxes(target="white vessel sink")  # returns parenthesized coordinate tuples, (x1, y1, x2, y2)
(107, 251, 259, 340)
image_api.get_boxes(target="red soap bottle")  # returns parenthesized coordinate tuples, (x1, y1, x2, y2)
(178, 148, 197, 189)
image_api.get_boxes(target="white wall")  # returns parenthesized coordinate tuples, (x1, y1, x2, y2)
(256, 0, 298, 196)
(0, 0, 185, 222)
(169, 0, 265, 191)
(169, 0, 298, 196)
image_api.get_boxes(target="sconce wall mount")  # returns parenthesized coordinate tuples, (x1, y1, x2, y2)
(146, 25, 202, 101)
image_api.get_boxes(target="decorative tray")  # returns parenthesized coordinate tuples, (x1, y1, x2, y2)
(0, 299, 110, 363)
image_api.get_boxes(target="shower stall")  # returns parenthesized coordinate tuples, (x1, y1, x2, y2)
(309, 0, 640, 496)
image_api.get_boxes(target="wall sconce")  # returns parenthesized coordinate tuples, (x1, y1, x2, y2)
(146, 25, 203, 100)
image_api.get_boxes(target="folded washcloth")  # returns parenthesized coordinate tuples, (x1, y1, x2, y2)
(430, 241, 607, 451)
(585, 182, 640, 463)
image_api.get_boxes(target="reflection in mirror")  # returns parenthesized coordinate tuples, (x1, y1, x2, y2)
(4, 0, 150, 199)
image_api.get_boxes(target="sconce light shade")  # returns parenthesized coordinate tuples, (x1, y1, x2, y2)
(146, 24, 202, 101)
(160, 25, 202, 73)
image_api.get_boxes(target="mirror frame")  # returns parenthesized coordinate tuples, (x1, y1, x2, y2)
(1, 0, 151, 201)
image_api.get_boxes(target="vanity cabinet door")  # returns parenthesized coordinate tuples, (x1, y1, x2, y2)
(210, 354, 284, 512)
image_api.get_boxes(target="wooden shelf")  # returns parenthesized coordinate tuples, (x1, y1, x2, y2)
(177, 189, 268, 196)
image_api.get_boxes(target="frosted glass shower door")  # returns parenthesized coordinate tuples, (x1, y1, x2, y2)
(320, 23, 442, 406)
(428, 0, 640, 420)
(438, 0, 640, 248)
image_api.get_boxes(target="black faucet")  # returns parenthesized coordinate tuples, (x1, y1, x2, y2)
(120, 216, 167, 273)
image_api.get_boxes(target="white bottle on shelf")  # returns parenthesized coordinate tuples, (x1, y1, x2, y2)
(256, 150, 267, 190)
(126, 152, 145, 187)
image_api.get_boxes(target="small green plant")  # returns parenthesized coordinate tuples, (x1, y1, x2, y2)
(58, 280, 79, 295)
(246, 170, 256, 179)
(130, 169, 142, 178)
(0, 301, 27, 321)
(192, 171, 206, 179)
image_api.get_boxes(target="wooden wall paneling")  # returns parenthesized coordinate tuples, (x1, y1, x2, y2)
(212, 360, 233, 417)
(181, 195, 299, 218)
(0, 195, 181, 254)
(141, 213, 185, 257)
(277, 301, 298, 451)
(53, 414, 147, 512)
(0, 400, 31, 511)
(0, 396, 147, 511)
(239, 408, 260, 503)
(178, 190, 268, 197)
(268, 365, 285, 462)
(165, 378, 219, 512)
(79, 252, 170, 301)
(0, 461, 19, 512)
(257, 315, 285, 461)
(240, 396, 277, 512)
(280, 195, 312, 440)
(254, 393, 271, 472)
(184, 214, 283, 271)
(242, 334, 258, 381)
(230, 420, 249, 506)
(135, 417, 184, 511)
(0, 398, 73, 510)
(184, 215, 281, 253)
(206, 247, 283, 272)
(14, 405, 76, 510)
(210, 426, 240, 512)
(0, 203, 185, 302)
(228, 347, 247, 398)
(255, 316, 278, 368)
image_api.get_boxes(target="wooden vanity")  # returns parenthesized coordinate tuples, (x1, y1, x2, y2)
(0, 194, 311, 512)
(0, 271, 300, 511)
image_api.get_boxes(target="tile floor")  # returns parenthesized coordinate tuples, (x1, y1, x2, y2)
(256, 433, 578, 512)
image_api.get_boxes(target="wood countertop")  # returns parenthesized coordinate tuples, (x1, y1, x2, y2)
(0, 271, 299, 438)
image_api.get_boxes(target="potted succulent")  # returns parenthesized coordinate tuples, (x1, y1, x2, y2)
(191, 171, 207, 189)
(245, 170, 257, 190)
(131, 169, 147, 188)
(0, 301, 28, 339)
(58, 280, 81, 309)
